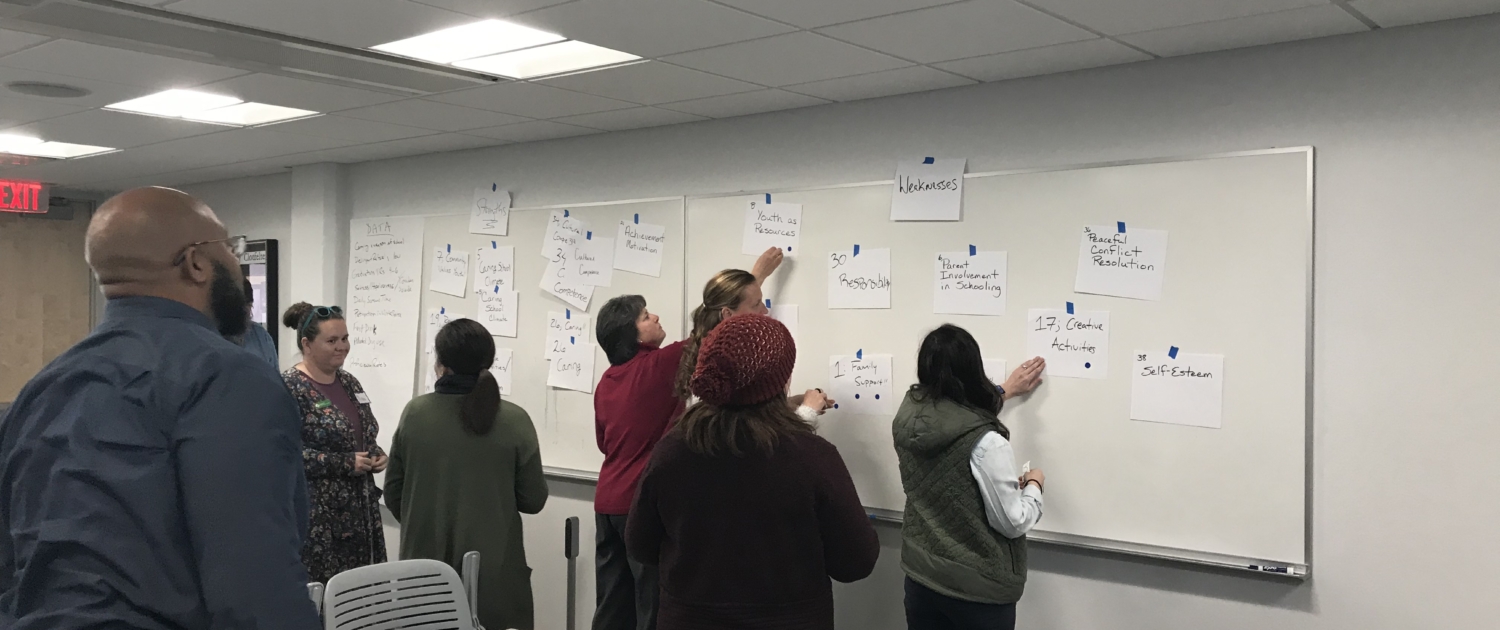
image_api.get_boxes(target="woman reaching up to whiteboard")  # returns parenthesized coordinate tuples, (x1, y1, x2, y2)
(674, 246, 835, 416)
(892, 324, 1046, 630)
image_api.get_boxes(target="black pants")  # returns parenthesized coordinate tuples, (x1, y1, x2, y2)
(594, 513, 657, 630)
(904, 577, 1017, 630)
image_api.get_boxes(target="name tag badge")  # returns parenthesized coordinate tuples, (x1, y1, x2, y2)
(355, 393, 372, 405)
(314, 399, 333, 410)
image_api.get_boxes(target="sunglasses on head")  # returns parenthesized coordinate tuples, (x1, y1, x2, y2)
(299, 305, 343, 334)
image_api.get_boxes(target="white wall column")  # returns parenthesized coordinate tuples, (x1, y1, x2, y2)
(288, 162, 349, 310)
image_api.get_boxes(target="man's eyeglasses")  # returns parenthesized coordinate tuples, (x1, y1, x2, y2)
(172, 235, 247, 266)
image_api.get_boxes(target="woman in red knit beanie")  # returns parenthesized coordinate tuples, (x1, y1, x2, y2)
(625, 314, 879, 630)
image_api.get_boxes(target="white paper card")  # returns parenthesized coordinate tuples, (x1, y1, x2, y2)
(541, 210, 587, 259)
(828, 247, 891, 309)
(983, 358, 1008, 385)
(1027, 308, 1109, 379)
(615, 220, 666, 277)
(769, 303, 798, 340)
(429, 247, 469, 297)
(423, 307, 460, 394)
(490, 347, 514, 395)
(477, 288, 519, 338)
(573, 234, 615, 287)
(742, 199, 802, 257)
(474, 244, 514, 293)
(468, 186, 510, 236)
(828, 353, 896, 415)
(539, 256, 594, 310)
(934, 250, 1007, 316)
(1131, 351, 1225, 429)
(1074, 225, 1169, 301)
(891, 158, 965, 221)
(544, 310, 592, 360)
(547, 339, 596, 393)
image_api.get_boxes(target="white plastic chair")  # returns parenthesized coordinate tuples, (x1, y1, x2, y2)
(320, 552, 484, 630)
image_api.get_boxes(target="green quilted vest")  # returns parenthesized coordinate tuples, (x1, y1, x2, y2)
(893, 391, 1027, 605)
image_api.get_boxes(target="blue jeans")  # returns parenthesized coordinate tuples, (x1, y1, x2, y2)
(904, 577, 1017, 630)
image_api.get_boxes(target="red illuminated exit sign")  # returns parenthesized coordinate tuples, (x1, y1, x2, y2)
(0, 180, 48, 214)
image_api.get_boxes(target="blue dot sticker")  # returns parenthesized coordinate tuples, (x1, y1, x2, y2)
(786, 246, 792, 251)
(875, 394, 880, 400)
(833, 403, 840, 410)
(855, 394, 860, 399)
(1084, 362, 1092, 369)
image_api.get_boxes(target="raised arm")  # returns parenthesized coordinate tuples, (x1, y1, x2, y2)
(751, 246, 784, 284)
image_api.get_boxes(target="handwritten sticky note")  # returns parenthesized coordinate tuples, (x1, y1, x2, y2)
(478, 288, 518, 338)
(544, 311, 592, 361)
(769, 304, 799, 340)
(474, 245, 514, 294)
(983, 358, 1008, 385)
(541, 210, 587, 259)
(547, 339, 596, 393)
(573, 235, 615, 287)
(489, 347, 514, 395)
(1131, 351, 1225, 429)
(539, 256, 594, 311)
(934, 250, 1007, 316)
(828, 353, 895, 415)
(828, 247, 891, 309)
(891, 158, 965, 221)
(615, 220, 666, 277)
(1026, 308, 1110, 379)
(1074, 225, 1168, 301)
(469, 186, 510, 236)
(429, 247, 469, 297)
(742, 199, 802, 257)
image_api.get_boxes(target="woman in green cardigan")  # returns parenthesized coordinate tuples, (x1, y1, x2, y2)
(385, 318, 548, 630)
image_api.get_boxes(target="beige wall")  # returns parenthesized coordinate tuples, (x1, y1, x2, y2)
(0, 209, 92, 402)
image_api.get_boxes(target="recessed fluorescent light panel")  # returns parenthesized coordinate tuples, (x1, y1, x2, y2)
(0, 133, 114, 159)
(370, 19, 564, 63)
(371, 20, 640, 79)
(105, 89, 318, 126)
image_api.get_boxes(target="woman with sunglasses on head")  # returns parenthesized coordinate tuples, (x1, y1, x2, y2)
(279, 302, 387, 584)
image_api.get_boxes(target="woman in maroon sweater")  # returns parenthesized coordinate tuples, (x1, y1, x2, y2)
(626, 314, 879, 630)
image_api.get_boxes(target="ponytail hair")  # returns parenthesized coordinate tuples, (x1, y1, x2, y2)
(435, 319, 500, 436)
(674, 269, 758, 399)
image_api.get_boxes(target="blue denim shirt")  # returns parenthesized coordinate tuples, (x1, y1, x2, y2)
(241, 321, 279, 367)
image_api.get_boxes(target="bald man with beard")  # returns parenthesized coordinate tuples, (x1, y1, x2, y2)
(0, 188, 319, 629)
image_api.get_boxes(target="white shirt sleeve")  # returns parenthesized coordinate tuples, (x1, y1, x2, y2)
(795, 405, 819, 421)
(970, 431, 1043, 539)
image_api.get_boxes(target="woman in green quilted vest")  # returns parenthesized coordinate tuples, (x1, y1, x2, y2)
(892, 324, 1047, 630)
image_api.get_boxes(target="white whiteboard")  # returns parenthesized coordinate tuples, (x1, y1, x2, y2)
(417, 198, 685, 474)
(686, 149, 1312, 571)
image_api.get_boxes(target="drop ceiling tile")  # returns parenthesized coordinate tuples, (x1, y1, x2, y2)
(465, 120, 605, 142)
(540, 62, 760, 105)
(0, 39, 245, 89)
(820, 1, 1095, 63)
(338, 99, 531, 131)
(0, 28, 49, 57)
(1348, 0, 1500, 27)
(0, 67, 155, 108)
(783, 65, 974, 101)
(279, 133, 504, 165)
(512, 0, 794, 58)
(664, 32, 911, 87)
(427, 82, 636, 119)
(256, 114, 436, 143)
(1024, 0, 1324, 36)
(551, 106, 709, 131)
(164, 0, 474, 48)
(715, 0, 959, 28)
(131, 127, 361, 168)
(1118, 5, 1368, 57)
(415, 0, 575, 18)
(2, 109, 224, 148)
(658, 88, 829, 118)
(933, 38, 1152, 82)
(0, 94, 89, 129)
(196, 73, 404, 113)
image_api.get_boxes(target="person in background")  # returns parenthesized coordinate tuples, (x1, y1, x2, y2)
(386, 318, 547, 630)
(232, 277, 278, 366)
(892, 324, 1047, 630)
(280, 301, 387, 584)
(0, 187, 318, 629)
(626, 314, 878, 630)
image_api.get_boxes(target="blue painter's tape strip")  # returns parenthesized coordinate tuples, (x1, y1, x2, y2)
(493, 285, 499, 294)
(446, 244, 451, 253)
(440, 307, 445, 315)
(490, 240, 496, 249)
(923, 157, 935, 164)
(570, 336, 574, 345)
(969, 244, 976, 256)
(856, 349, 863, 360)
(491, 183, 497, 192)
(765, 193, 772, 204)
(586, 231, 592, 240)
(564, 209, 569, 217)
(1117, 221, 1126, 233)
(1168, 346, 1179, 359)
(765, 299, 771, 308)
(853, 244, 861, 256)
(634, 213, 639, 224)
(1066, 302, 1074, 315)
(565, 309, 571, 319)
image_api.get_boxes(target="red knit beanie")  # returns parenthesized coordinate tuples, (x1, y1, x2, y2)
(691, 314, 796, 407)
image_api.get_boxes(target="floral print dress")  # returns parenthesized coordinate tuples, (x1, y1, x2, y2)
(282, 368, 388, 584)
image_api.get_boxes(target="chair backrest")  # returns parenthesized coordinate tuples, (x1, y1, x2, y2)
(322, 559, 476, 630)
